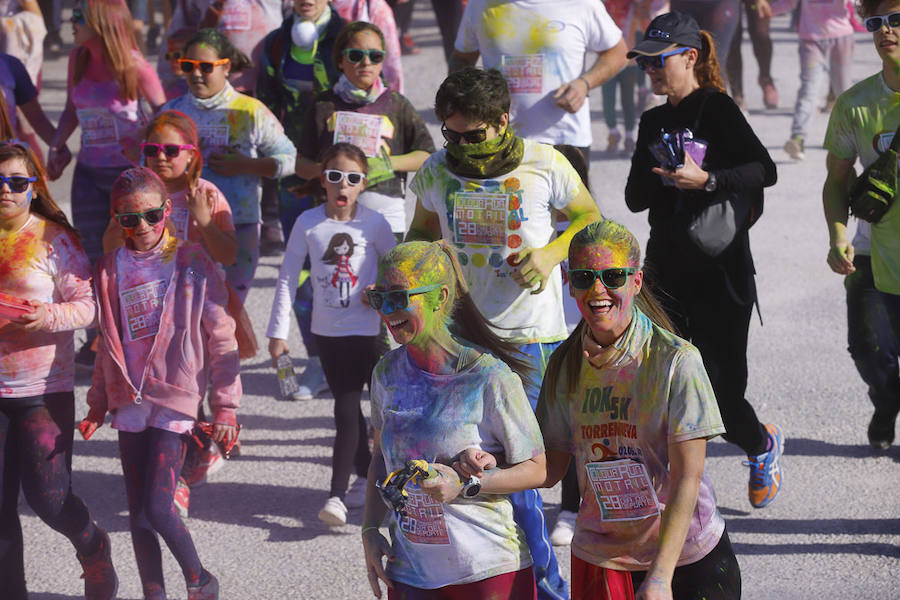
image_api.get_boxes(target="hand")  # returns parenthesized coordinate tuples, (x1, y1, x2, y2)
(636, 575, 672, 600)
(186, 184, 214, 228)
(211, 423, 237, 446)
(361, 283, 375, 307)
(755, 0, 773, 19)
(47, 146, 72, 180)
(510, 246, 556, 294)
(362, 528, 394, 598)
(419, 462, 463, 503)
(208, 149, 250, 176)
(102, 217, 127, 253)
(453, 447, 497, 478)
(651, 152, 709, 190)
(268, 338, 289, 368)
(78, 411, 104, 440)
(553, 77, 590, 113)
(827, 240, 856, 275)
(14, 300, 47, 331)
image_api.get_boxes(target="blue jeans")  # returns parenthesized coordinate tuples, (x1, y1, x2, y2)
(845, 255, 900, 423)
(278, 183, 318, 357)
(511, 341, 568, 600)
(791, 36, 854, 138)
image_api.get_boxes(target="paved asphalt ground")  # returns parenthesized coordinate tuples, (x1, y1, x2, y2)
(16, 4, 900, 599)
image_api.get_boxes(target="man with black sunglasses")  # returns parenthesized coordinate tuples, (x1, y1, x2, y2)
(823, 0, 900, 450)
(407, 67, 601, 600)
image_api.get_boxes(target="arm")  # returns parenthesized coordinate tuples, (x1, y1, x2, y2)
(512, 184, 600, 293)
(80, 335, 109, 439)
(636, 438, 707, 600)
(404, 198, 442, 242)
(20, 0, 42, 16)
(187, 185, 238, 265)
(137, 61, 167, 110)
(200, 254, 241, 432)
(19, 98, 57, 147)
(295, 155, 322, 180)
(362, 433, 393, 599)
(390, 150, 430, 173)
(624, 115, 665, 212)
(39, 237, 96, 332)
(542, 449, 572, 489)
(823, 152, 857, 275)
(554, 38, 628, 114)
(449, 49, 480, 73)
(266, 219, 308, 363)
(47, 52, 81, 179)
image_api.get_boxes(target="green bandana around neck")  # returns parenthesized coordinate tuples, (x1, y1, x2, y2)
(444, 126, 524, 179)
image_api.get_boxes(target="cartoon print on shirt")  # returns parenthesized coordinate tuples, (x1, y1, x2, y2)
(322, 232, 358, 307)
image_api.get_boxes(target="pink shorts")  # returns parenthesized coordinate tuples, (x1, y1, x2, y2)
(387, 567, 536, 600)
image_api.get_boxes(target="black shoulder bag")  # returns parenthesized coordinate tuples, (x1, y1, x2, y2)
(848, 120, 900, 223)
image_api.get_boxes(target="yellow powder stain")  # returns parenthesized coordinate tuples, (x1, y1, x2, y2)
(482, 3, 556, 55)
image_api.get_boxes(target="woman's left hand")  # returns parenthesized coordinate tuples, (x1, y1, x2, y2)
(14, 300, 48, 331)
(211, 423, 237, 446)
(636, 575, 672, 600)
(420, 462, 463, 503)
(651, 152, 709, 190)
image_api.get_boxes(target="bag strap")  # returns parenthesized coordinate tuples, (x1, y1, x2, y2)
(889, 118, 900, 153)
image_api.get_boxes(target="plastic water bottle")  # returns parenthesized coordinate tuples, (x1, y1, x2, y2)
(276, 354, 301, 401)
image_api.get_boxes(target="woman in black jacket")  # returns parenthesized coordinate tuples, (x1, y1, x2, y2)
(624, 11, 783, 510)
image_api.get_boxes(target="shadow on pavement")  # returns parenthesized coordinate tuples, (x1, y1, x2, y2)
(707, 437, 881, 459)
(733, 541, 900, 557)
(726, 517, 900, 536)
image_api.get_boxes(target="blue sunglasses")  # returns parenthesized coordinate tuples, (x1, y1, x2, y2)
(635, 47, 691, 71)
(366, 284, 441, 314)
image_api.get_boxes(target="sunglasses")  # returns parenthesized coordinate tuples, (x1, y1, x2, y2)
(568, 268, 637, 290)
(864, 11, 900, 32)
(141, 142, 195, 159)
(441, 124, 489, 145)
(192, 422, 242, 459)
(71, 7, 85, 25)
(635, 47, 691, 71)
(0, 174, 36, 193)
(366, 283, 441, 314)
(165, 50, 182, 61)
(342, 48, 386, 64)
(114, 202, 167, 228)
(178, 57, 229, 74)
(323, 169, 365, 186)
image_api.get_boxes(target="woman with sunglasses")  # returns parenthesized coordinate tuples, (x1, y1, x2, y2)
(296, 21, 434, 240)
(526, 219, 740, 600)
(162, 28, 296, 303)
(362, 240, 546, 599)
(267, 143, 395, 526)
(625, 12, 783, 511)
(47, 0, 165, 265)
(80, 166, 241, 600)
(0, 140, 118, 600)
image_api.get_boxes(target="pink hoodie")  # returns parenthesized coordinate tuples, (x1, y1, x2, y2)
(87, 240, 241, 426)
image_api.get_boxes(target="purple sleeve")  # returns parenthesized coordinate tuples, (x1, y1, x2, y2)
(2, 55, 38, 105)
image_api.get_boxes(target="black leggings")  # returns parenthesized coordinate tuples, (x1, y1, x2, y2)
(314, 334, 381, 499)
(631, 529, 741, 599)
(0, 392, 100, 600)
(119, 427, 203, 597)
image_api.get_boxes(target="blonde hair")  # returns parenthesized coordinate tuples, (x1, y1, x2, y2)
(73, 0, 141, 100)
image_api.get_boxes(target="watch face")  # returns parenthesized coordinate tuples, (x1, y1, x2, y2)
(463, 476, 482, 498)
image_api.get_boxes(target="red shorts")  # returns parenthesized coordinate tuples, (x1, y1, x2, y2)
(387, 567, 537, 600)
(571, 553, 635, 600)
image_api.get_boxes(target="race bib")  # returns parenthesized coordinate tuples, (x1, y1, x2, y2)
(451, 191, 509, 247)
(77, 108, 119, 146)
(197, 124, 230, 156)
(220, 0, 251, 31)
(398, 489, 450, 545)
(171, 207, 191, 241)
(120, 279, 167, 342)
(585, 458, 661, 522)
(332, 111, 384, 157)
(501, 54, 544, 94)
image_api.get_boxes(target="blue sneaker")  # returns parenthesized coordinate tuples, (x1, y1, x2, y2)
(743, 423, 784, 508)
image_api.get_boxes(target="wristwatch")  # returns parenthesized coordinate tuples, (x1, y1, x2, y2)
(460, 475, 482, 498)
(704, 172, 718, 192)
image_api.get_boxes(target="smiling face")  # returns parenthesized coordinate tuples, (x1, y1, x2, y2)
(873, 0, 900, 64)
(145, 124, 195, 186)
(339, 30, 385, 91)
(113, 191, 171, 251)
(321, 153, 366, 212)
(375, 259, 448, 347)
(294, 0, 328, 20)
(183, 44, 230, 99)
(0, 157, 33, 228)
(569, 242, 642, 346)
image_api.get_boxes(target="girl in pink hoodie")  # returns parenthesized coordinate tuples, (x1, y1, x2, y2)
(79, 167, 241, 600)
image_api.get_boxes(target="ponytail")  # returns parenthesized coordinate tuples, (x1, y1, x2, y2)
(694, 31, 726, 93)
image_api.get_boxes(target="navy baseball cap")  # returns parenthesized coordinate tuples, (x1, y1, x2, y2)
(627, 11, 703, 58)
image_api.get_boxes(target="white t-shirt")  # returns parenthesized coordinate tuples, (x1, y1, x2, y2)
(410, 139, 583, 344)
(370, 347, 544, 588)
(455, 0, 622, 147)
(266, 204, 395, 339)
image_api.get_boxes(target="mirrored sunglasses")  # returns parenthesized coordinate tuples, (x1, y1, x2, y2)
(71, 7, 86, 25)
(568, 268, 637, 290)
(141, 142, 195, 159)
(114, 203, 167, 228)
(343, 48, 386, 64)
(324, 169, 365, 186)
(864, 11, 900, 32)
(366, 283, 442, 314)
(440, 124, 488, 145)
(0, 174, 37, 193)
(635, 47, 691, 71)
(178, 58, 229, 74)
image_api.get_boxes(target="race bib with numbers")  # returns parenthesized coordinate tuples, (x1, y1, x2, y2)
(398, 489, 450, 545)
(451, 191, 509, 247)
(501, 54, 544, 94)
(585, 458, 661, 522)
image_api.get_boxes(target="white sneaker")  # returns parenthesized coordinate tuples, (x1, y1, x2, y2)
(344, 477, 367, 509)
(318, 496, 348, 527)
(549, 510, 577, 546)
